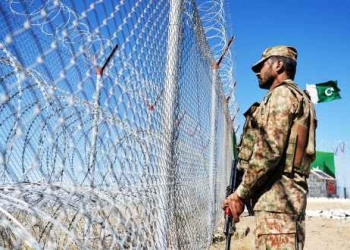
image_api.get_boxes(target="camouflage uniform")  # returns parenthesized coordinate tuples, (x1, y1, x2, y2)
(236, 77, 316, 249)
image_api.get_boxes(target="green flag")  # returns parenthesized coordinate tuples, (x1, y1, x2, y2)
(310, 151, 335, 177)
(306, 80, 341, 104)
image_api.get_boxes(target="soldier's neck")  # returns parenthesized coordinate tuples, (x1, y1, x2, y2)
(269, 74, 290, 91)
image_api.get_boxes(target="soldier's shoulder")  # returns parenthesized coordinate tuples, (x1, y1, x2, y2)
(273, 83, 305, 102)
(266, 84, 298, 104)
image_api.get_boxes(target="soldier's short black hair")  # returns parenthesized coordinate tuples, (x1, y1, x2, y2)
(270, 56, 297, 80)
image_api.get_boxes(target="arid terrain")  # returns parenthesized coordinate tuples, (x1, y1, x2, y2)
(210, 198, 350, 250)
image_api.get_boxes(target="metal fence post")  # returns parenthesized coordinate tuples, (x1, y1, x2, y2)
(208, 63, 219, 243)
(88, 44, 118, 188)
(88, 69, 103, 187)
(344, 187, 347, 199)
(158, 0, 184, 248)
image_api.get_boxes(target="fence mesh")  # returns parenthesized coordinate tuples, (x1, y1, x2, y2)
(0, 0, 236, 248)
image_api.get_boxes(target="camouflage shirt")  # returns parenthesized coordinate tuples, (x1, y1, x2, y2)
(236, 80, 315, 215)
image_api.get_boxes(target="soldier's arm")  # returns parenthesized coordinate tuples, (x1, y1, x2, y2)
(235, 87, 298, 199)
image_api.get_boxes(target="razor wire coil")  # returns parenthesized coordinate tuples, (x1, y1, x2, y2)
(0, 0, 235, 249)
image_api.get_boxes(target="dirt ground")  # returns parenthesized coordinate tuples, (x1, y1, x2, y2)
(210, 199, 350, 250)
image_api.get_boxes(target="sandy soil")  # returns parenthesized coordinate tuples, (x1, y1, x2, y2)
(210, 198, 350, 250)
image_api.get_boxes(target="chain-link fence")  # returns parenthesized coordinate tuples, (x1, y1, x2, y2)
(0, 0, 236, 248)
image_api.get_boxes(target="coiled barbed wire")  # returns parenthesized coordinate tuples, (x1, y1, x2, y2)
(0, 0, 235, 248)
(318, 140, 349, 156)
(198, 0, 238, 127)
(6, 0, 112, 67)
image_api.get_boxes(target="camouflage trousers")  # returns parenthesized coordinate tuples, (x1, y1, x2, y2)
(255, 211, 305, 250)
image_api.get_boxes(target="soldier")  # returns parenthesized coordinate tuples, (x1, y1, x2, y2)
(222, 45, 317, 249)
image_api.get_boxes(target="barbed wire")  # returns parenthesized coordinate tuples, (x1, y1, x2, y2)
(197, 0, 238, 127)
(0, 0, 235, 248)
(318, 140, 349, 156)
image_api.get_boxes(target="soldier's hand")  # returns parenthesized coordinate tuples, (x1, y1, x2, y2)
(222, 192, 245, 223)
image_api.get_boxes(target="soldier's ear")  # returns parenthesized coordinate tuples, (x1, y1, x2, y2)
(274, 59, 284, 73)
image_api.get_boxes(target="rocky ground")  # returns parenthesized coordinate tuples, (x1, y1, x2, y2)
(210, 198, 350, 250)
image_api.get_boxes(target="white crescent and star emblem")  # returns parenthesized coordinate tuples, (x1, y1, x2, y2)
(325, 87, 334, 96)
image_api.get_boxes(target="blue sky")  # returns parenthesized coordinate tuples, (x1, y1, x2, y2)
(228, 0, 350, 152)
